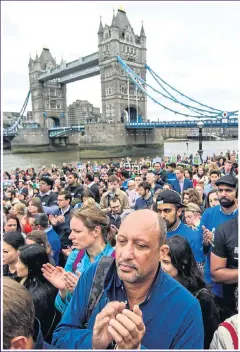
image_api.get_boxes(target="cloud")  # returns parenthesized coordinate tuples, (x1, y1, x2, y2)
(2, 1, 239, 118)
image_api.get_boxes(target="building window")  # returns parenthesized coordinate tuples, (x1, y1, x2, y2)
(130, 36, 133, 43)
(58, 91, 62, 97)
(50, 100, 56, 109)
(45, 100, 49, 108)
(126, 35, 129, 42)
(57, 102, 61, 109)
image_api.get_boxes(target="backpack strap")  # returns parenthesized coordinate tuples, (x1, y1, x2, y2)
(72, 250, 85, 272)
(84, 256, 115, 327)
(220, 322, 238, 350)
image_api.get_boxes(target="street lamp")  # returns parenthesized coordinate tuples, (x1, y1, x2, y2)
(197, 120, 204, 163)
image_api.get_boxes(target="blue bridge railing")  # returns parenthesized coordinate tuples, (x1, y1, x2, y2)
(125, 118, 238, 129)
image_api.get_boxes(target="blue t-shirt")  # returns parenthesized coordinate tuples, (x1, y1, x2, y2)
(167, 172, 177, 183)
(199, 205, 238, 297)
(167, 222, 205, 263)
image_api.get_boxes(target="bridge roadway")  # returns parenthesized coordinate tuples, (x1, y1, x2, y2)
(38, 52, 100, 84)
(3, 118, 238, 138)
(125, 118, 238, 129)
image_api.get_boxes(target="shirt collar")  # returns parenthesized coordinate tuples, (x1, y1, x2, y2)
(87, 181, 95, 188)
(45, 225, 53, 233)
(61, 205, 71, 215)
(220, 206, 238, 216)
(39, 190, 51, 197)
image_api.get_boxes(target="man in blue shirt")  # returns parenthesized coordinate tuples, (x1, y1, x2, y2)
(199, 175, 238, 321)
(154, 190, 205, 266)
(170, 166, 193, 195)
(31, 213, 61, 265)
(167, 162, 177, 183)
(134, 181, 153, 210)
(52, 210, 204, 349)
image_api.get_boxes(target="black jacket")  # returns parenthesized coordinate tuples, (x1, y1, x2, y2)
(65, 184, 83, 202)
(37, 192, 58, 207)
(89, 183, 100, 203)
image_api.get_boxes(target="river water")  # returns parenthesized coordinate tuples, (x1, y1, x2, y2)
(3, 140, 238, 172)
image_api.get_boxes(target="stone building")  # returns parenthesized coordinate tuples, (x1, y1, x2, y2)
(68, 100, 100, 125)
(28, 48, 68, 128)
(98, 7, 147, 123)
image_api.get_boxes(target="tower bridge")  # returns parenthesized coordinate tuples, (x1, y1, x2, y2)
(5, 6, 238, 155)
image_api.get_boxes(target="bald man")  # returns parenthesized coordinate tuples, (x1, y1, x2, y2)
(53, 210, 204, 350)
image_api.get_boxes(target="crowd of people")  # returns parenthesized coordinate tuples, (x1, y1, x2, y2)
(2, 150, 238, 350)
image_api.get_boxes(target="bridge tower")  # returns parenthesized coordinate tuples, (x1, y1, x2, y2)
(98, 7, 147, 123)
(28, 48, 68, 128)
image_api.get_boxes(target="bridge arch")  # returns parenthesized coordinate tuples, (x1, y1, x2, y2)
(122, 104, 143, 123)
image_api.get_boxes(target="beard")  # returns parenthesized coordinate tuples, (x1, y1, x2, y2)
(164, 215, 178, 230)
(219, 198, 235, 208)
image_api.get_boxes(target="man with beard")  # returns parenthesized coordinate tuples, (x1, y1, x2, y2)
(155, 190, 204, 267)
(52, 210, 204, 349)
(134, 181, 153, 210)
(199, 175, 238, 321)
(211, 217, 238, 320)
(65, 173, 83, 206)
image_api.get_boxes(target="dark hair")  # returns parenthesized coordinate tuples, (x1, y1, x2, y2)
(3, 231, 25, 250)
(17, 244, 58, 339)
(81, 188, 95, 202)
(27, 230, 52, 256)
(3, 278, 35, 349)
(121, 170, 130, 179)
(18, 244, 50, 279)
(33, 213, 49, 229)
(166, 236, 205, 294)
(138, 181, 151, 191)
(5, 215, 22, 232)
(140, 165, 148, 170)
(85, 173, 94, 182)
(69, 172, 78, 180)
(210, 170, 221, 177)
(27, 197, 44, 217)
(206, 189, 219, 208)
(58, 190, 72, 203)
(40, 177, 53, 189)
(185, 168, 193, 179)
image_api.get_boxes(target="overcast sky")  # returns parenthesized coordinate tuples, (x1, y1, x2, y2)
(2, 1, 239, 121)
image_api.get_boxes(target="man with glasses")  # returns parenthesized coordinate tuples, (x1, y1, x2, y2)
(37, 177, 58, 215)
(107, 197, 133, 230)
(199, 175, 238, 321)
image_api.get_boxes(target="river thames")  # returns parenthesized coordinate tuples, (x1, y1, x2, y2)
(3, 139, 238, 172)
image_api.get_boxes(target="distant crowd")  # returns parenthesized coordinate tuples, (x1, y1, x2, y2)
(3, 149, 238, 350)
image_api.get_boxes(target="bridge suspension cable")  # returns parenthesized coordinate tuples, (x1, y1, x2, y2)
(146, 64, 238, 117)
(3, 90, 31, 133)
(117, 56, 238, 119)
